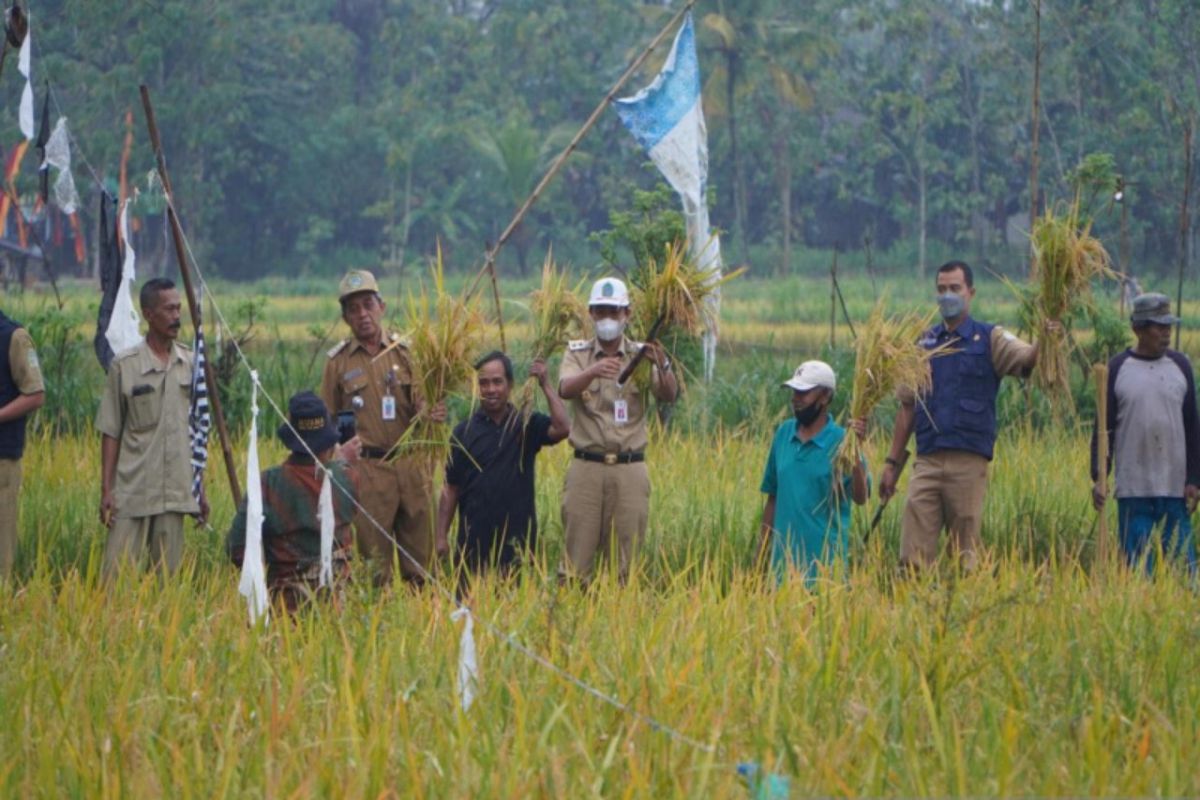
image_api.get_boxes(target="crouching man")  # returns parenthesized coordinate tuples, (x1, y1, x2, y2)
(227, 391, 361, 612)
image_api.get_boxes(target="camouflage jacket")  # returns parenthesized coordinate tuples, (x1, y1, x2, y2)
(226, 455, 357, 589)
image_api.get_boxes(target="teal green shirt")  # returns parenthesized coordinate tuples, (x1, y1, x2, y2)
(760, 414, 856, 581)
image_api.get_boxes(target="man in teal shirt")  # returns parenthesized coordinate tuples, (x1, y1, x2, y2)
(758, 361, 868, 581)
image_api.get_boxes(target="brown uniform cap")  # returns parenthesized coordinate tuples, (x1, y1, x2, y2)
(338, 270, 380, 302)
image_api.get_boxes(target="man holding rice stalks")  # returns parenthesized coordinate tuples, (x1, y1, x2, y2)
(435, 351, 569, 578)
(879, 261, 1059, 570)
(1090, 293, 1199, 573)
(758, 361, 868, 582)
(321, 270, 446, 586)
(557, 277, 677, 582)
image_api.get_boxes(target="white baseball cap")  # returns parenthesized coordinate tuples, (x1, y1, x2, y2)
(783, 360, 836, 392)
(588, 277, 630, 308)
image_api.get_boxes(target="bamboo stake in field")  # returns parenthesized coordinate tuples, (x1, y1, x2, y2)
(465, 0, 699, 331)
(1093, 363, 1110, 564)
(140, 85, 242, 507)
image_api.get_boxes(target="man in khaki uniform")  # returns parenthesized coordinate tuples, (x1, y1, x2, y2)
(0, 307, 45, 579)
(97, 278, 207, 579)
(879, 261, 1058, 569)
(558, 277, 677, 581)
(321, 269, 444, 585)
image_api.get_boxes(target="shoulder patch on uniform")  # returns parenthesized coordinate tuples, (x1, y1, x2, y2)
(568, 339, 591, 351)
(1003, 331, 1017, 342)
(327, 339, 349, 358)
(27, 349, 39, 370)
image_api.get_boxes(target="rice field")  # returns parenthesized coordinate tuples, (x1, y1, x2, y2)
(3, 273, 1200, 796)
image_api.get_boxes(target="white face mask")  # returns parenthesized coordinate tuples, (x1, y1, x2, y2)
(594, 317, 625, 342)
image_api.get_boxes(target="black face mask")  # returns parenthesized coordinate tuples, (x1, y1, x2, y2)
(794, 402, 824, 427)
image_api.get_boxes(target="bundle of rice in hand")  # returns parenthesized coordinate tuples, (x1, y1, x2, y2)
(1029, 201, 1113, 405)
(518, 251, 587, 418)
(627, 240, 744, 388)
(834, 301, 947, 477)
(391, 248, 485, 466)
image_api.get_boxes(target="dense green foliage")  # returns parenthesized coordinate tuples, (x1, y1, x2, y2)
(9, 0, 1199, 284)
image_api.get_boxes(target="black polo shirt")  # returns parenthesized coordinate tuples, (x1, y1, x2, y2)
(446, 406, 556, 571)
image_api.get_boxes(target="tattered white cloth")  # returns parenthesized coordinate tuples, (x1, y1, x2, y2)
(104, 201, 141, 357)
(17, 19, 32, 140)
(42, 117, 80, 214)
(237, 372, 270, 625)
(317, 469, 334, 588)
(450, 607, 479, 712)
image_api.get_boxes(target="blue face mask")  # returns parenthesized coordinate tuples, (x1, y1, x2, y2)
(937, 292, 966, 321)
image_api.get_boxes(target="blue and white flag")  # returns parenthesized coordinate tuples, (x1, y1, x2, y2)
(614, 12, 722, 380)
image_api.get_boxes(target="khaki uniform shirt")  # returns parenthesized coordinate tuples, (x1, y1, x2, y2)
(897, 325, 1035, 404)
(8, 328, 44, 395)
(559, 336, 665, 454)
(96, 340, 198, 518)
(320, 331, 418, 451)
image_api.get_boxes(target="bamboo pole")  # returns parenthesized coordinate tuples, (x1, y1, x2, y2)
(466, 0, 699, 318)
(829, 249, 837, 349)
(1094, 363, 1110, 565)
(1175, 118, 1193, 352)
(139, 85, 243, 507)
(1028, 0, 1042, 277)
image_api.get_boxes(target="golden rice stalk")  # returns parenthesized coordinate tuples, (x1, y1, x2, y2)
(834, 301, 947, 476)
(518, 250, 587, 419)
(1030, 202, 1114, 404)
(390, 246, 485, 466)
(631, 240, 744, 339)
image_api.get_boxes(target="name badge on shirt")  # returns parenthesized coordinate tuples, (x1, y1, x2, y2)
(614, 398, 629, 425)
(382, 394, 397, 421)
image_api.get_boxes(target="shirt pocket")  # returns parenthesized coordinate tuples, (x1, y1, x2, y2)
(128, 384, 161, 432)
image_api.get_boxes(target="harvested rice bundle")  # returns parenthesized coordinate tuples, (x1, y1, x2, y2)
(834, 301, 947, 477)
(518, 252, 587, 418)
(627, 240, 744, 388)
(1030, 203, 1113, 402)
(391, 249, 485, 465)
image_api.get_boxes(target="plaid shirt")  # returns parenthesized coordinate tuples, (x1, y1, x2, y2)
(227, 455, 358, 590)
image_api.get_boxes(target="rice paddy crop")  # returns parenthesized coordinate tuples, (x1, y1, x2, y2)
(2, 275, 1199, 796)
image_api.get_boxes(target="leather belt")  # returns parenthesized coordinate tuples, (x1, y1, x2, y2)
(360, 446, 391, 460)
(574, 449, 644, 465)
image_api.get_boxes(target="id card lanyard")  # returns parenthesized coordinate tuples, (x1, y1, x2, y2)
(382, 366, 397, 421)
(612, 353, 629, 426)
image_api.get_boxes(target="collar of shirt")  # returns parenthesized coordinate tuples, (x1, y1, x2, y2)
(471, 404, 518, 428)
(135, 339, 187, 375)
(790, 413, 840, 449)
(932, 315, 979, 342)
(590, 336, 633, 359)
(346, 331, 395, 357)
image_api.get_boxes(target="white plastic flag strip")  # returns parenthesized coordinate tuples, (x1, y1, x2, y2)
(317, 470, 334, 588)
(41, 117, 80, 214)
(613, 11, 723, 381)
(450, 607, 479, 712)
(188, 322, 210, 505)
(105, 201, 141, 357)
(238, 372, 270, 626)
(17, 18, 32, 140)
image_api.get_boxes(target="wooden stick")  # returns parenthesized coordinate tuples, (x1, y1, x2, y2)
(829, 249, 837, 349)
(139, 85, 242, 507)
(1175, 117, 1193, 352)
(1028, 0, 1042, 277)
(1094, 363, 1109, 564)
(466, 0, 698, 304)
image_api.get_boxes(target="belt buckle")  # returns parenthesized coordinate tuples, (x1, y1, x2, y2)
(603, 452, 618, 466)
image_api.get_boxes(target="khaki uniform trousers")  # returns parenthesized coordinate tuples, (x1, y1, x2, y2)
(899, 450, 989, 569)
(0, 458, 20, 579)
(560, 459, 650, 581)
(354, 457, 433, 584)
(103, 512, 185, 580)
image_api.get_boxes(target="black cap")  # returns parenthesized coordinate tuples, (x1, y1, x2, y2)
(277, 391, 339, 454)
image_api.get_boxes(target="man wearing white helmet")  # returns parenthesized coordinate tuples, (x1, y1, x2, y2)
(758, 361, 868, 582)
(557, 277, 677, 581)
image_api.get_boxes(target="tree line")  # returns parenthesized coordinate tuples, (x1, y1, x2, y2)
(7, 0, 1198, 284)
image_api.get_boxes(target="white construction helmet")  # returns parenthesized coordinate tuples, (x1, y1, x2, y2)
(588, 277, 631, 308)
